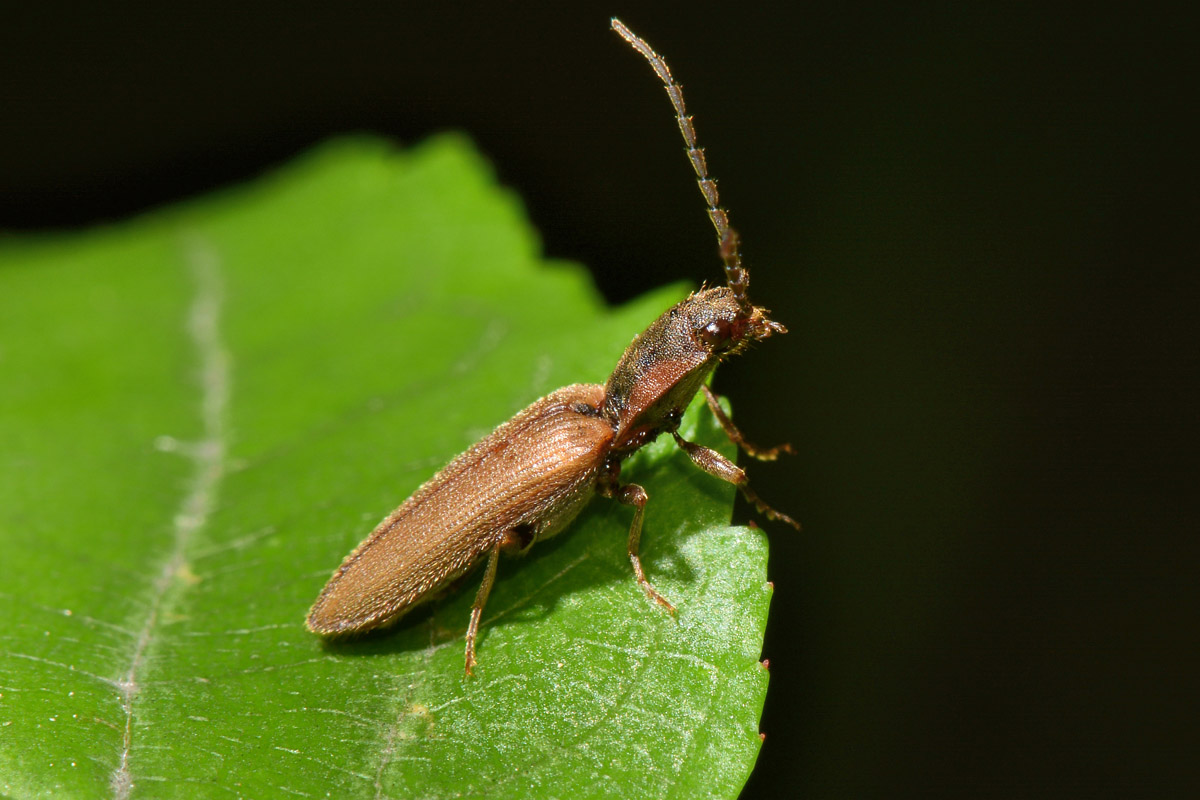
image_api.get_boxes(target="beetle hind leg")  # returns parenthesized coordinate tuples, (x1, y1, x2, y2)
(464, 545, 500, 677)
(462, 526, 540, 676)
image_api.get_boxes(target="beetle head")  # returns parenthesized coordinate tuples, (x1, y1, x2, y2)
(601, 285, 783, 451)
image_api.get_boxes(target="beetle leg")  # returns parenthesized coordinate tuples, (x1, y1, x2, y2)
(701, 385, 795, 461)
(600, 463, 677, 614)
(464, 545, 501, 677)
(672, 430, 801, 530)
(613, 482, 678, 614)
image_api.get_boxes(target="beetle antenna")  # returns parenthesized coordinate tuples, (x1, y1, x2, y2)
(611, 18, 751, 309)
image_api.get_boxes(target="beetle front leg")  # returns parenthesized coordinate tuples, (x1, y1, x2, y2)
(672, 431, 801, 530)
(701, 385, 795, 461)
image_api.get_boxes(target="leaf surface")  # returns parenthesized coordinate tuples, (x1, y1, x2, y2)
(0, 136, 770, 799)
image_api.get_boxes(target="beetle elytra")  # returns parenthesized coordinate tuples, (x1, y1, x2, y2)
(307, 17, 798, 675)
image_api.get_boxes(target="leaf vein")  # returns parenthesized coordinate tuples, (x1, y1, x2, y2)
(110, 237, 231, 799)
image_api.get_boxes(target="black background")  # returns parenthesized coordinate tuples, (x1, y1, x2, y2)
(4, 3, 1196, 797)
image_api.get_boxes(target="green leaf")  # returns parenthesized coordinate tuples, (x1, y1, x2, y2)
(0, 135, 770, 799)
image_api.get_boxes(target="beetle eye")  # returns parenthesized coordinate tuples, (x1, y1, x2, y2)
(699, 319, 733, 351)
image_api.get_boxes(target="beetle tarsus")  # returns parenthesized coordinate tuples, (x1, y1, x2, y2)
(739, 484, 802, 531)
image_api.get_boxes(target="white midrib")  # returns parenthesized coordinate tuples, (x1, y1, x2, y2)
(110, 240, 230, 799)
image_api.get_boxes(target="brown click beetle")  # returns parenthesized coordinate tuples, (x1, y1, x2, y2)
(307, 18, 798, 675)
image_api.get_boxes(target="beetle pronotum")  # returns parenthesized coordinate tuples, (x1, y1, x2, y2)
(307, 18, 798, 674)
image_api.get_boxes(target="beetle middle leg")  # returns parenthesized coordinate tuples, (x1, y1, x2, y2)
(672, 430, 801, 530)
(701, 385, 795, 461)
(599, 465, 677, 614)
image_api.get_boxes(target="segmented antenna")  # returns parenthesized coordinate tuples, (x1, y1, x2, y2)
(611, 17, 751, 308)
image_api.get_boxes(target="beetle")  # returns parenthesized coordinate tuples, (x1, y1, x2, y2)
(307, 17, 798, 675)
